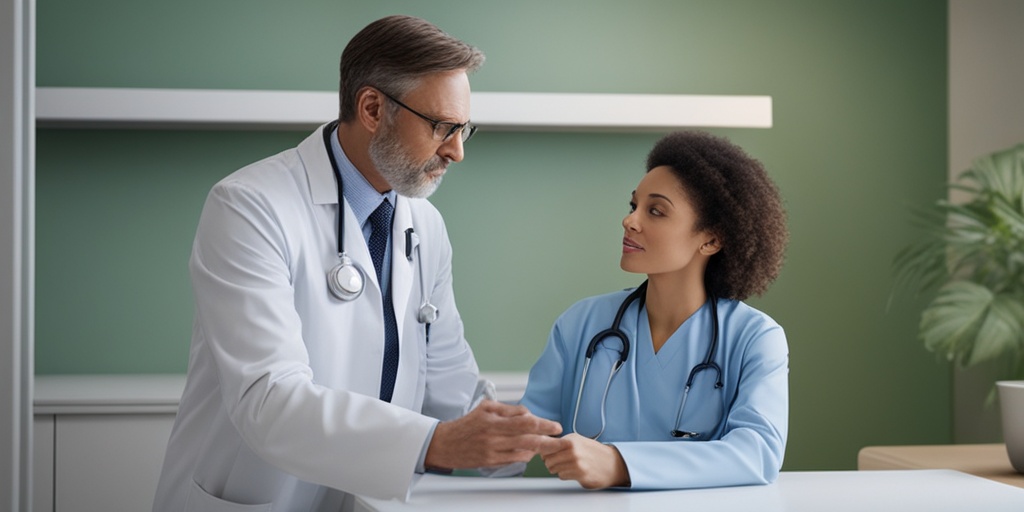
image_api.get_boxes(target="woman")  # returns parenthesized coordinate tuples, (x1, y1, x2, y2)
(522, 131, 789, 490)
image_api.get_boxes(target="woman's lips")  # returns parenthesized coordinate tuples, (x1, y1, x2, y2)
(622, 237, 643, 253)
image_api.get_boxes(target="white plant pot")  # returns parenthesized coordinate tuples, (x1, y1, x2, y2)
(997, 380, 1024, 473)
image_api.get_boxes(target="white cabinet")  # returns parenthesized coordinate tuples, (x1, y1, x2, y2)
(33, 415, 54, 512)
(31, 372, 525, 512)
(56, 414, 175, 511)
(33, 375, 184, 512)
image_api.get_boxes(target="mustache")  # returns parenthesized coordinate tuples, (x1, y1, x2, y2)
(423, 157, 450, 174)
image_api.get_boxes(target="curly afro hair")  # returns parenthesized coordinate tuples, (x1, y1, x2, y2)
(645, 131, 788, 300)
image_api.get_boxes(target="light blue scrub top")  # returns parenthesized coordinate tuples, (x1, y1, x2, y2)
(520, 287, 789, 490)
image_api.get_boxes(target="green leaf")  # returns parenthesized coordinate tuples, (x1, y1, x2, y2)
(919, 281, 1024, 367)
(891, 239, 948, 297)
(968, 294, 1024, 366)
(920, 281, 987, 363)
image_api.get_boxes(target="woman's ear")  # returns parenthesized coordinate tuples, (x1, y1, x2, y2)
(355, 87, 386, 133)
(700, 236, 722, 256)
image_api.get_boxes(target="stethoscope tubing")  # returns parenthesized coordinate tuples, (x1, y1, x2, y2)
(323, 121, 437, 324)
(573, 281, 723, 440)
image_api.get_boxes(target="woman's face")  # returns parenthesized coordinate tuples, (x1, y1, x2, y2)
(620, 165, 718, 277)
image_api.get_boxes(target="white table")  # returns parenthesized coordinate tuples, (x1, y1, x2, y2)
(355, 469, 1024, 512)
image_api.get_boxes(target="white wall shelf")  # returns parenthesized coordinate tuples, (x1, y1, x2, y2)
(36, 87, 772, 131)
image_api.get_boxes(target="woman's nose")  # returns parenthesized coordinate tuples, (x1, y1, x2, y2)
(622, 211, 639, 231)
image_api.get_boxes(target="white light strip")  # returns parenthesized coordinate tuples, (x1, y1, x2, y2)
(473, 91, 772, 130)
(36, 87, 336, 130)
(36, 87, 772, 131)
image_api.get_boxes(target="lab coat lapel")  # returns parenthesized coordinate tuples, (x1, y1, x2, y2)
(391, 198, 414, 343)
(389, 197, 416, 408)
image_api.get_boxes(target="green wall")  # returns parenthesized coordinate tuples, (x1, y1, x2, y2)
(35, 0, 950, 471)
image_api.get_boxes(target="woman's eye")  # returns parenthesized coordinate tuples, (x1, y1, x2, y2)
(649, 207, 663, 217)
(628, 201, 637, 212)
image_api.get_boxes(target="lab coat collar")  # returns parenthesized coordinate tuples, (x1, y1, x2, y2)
(302, 124, 401, 223)
(302, 123, 341, 206)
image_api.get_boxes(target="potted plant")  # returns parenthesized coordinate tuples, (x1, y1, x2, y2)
(892, 141, 1024, 472)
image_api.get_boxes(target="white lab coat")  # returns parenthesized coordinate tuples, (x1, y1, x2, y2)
(152, 124, 480, 512)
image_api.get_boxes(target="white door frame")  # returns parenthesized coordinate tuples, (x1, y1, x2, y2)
(1, 0, 35, 510)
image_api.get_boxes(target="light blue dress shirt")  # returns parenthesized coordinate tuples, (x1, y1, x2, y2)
(520, 287, 789, 489)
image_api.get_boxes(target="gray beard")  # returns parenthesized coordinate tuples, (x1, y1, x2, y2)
(368, 123, 447, 198)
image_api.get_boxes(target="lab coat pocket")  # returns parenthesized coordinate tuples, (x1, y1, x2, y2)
(185, 479, 273, 512)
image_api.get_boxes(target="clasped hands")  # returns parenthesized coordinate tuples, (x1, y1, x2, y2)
(425, 400, 629, 489)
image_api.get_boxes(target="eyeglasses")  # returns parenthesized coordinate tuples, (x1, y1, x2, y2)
(380, 91, 477, 143)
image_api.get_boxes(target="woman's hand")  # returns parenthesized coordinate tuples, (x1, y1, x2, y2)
(538, 433, 630, 489)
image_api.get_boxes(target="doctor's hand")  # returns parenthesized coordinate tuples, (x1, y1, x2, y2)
(424, 400, 562, 470)
(538, 433, 631, 489)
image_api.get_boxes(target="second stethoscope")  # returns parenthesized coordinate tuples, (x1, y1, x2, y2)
(572, 280, 723, 440)
(322, 121, 438, 325)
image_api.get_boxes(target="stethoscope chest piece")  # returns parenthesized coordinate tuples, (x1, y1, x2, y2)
(327, 253, 366, 301)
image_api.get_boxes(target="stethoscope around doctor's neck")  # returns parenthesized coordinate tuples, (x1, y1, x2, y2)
(572, 280, 723, 440)
(321, 121, 438, 325)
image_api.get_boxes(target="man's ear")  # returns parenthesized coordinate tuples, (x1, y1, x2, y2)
(355, 86, 386, 133)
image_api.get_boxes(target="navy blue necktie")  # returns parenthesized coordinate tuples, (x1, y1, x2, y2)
(368, 198, 399, 402)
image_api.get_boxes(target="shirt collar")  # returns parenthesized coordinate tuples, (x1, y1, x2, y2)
(329, 125, 397, 228)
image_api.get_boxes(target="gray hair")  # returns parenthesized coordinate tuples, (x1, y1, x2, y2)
(338, 15, 485, 121)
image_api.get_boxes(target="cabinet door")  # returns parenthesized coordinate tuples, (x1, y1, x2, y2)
(55, 414, 174, 512)
(34, 415, 55, 512)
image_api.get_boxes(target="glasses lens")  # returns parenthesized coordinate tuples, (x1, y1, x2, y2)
(436, 122, 476, 143)
(461, 123, 477, 143)
(433, 123, 453, 141)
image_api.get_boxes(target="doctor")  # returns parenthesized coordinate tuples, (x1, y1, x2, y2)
(153, 15, 560, 512)
(522, 131, 790, 490)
